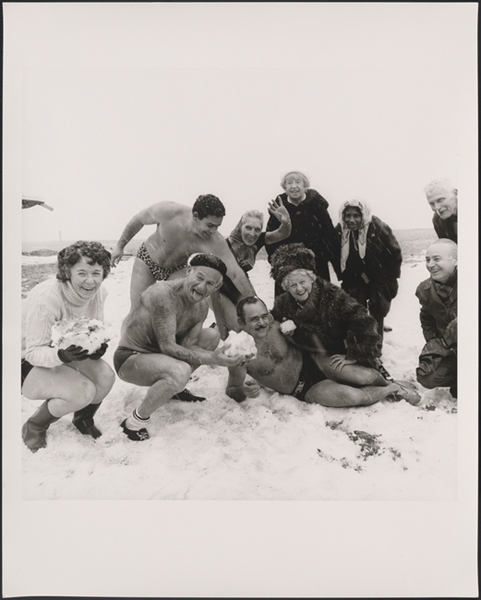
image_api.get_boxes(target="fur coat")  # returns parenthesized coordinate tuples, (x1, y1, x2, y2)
(272, 277, 382, 367)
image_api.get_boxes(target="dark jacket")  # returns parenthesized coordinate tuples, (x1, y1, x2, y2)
(334, 216, 402, 295)
(433, 213, 457, 243)
(415, 272, 457, 345)
(266, 189, 338, 280)
(272, 277, 382, 367)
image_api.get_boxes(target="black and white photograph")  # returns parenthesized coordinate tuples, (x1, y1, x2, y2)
(3, 2, 478, 598)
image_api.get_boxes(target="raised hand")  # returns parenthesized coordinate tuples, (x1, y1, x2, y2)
(212, 344, 246, 367)
(268, 197, 291, 224)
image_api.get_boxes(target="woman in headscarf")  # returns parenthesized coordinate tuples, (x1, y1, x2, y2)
(335, 199, 402, 343)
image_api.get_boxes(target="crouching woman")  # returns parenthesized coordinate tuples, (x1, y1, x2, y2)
(21, 241, 115, 452)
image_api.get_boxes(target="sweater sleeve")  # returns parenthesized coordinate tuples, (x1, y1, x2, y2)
(419, 306, 439, 342)
(24, 300, 64, 368)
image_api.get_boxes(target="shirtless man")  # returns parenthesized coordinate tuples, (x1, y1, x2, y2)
(111, 194, 255, 307)
(114, 254, 246, 440)
(226, 297, 421, 407)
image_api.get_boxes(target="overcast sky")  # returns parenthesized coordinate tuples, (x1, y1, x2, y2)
(4, 3, 477, 243)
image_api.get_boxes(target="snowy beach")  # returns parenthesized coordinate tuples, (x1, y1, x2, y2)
(21, 237, 458, 501)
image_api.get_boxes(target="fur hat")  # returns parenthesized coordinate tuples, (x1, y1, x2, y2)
(270, 243, 317, 284)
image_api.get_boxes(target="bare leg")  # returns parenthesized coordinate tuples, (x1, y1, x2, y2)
(312, 354, 388, 387)
(129, 258, 156, 308)
(22, 360, 115, 417)
(305, 379, 400, 407)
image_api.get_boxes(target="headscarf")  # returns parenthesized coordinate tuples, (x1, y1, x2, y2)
(339, 199, 372, 273)
(227, 215, 263, 272)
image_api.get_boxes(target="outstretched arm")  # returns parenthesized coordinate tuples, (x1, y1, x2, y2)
(111, 201, 177, 267)
(265, 197, 292, 245)
(151, 294, 244, 367)
(210, 235, 255, 297)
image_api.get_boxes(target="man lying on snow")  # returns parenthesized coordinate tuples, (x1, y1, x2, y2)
(226, 296, 420, 407)
(415, 239, 457, 398)
(114, 253, 247, 441)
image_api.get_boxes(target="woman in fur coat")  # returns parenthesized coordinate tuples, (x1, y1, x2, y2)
(270, 243, 391, 388)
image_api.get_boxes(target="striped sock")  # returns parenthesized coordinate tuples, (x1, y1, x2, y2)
(125, 409, 150, 431)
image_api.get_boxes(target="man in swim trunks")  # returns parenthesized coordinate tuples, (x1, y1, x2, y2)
(226, 297, 420, 407)
(114, 254, 247, 441)
(111, 194, 255, 308)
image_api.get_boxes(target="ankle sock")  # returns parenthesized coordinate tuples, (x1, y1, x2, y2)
(125, 409, 150, 431)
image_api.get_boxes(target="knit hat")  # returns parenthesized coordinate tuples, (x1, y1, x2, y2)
(270, 243, 317, 284)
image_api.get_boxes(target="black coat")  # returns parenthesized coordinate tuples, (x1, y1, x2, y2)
(266, 189, 338, 281)
(272, 278, 382, 368)
(334, 216, 402, 293)
(415, 274, 457, 344)
(433, 213, 457, 243)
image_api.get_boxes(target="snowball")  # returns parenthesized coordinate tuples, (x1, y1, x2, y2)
(51, 318, 111, 353)
(223, 330, 257, 359)
(280, 319, 297, 334)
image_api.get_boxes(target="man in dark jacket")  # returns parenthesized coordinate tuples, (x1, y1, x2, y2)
(334, 199, 402, 342)
(415, 239, 457, 397)
(265, 171, 338, 296)
(424, 179, 458, 243)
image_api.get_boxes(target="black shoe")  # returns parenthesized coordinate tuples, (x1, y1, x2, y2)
(383, 325, 393, 333)
(72, 403, 102, 439)
(172, 388, 206, 402)
(121, 419, 149, 441)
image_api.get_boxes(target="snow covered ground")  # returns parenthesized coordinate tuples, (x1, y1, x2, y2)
(21, 254, 457, 500)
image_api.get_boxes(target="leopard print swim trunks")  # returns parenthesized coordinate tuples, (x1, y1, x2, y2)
(137, 242, 187, 281)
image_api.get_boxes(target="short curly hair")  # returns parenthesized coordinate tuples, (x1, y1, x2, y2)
(192, 194, 226, 220)
(270, 243, 317, 284)
(57, 241, 112, 283)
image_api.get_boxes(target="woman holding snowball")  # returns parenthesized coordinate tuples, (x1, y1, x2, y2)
(21, 241, 115, 452)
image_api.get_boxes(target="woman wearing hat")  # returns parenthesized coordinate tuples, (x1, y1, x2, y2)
(269, 243, 419, 404)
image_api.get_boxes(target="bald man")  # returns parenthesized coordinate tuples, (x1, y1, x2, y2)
(415, 239, 457, 397)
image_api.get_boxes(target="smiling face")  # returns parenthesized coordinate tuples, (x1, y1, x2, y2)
(425, 243, 457, 283)
(342, 206, 363, 231)
(184, 265, 223, 302)
(284, 174, 307, 203)
(69, 257, 104, 300)
(240, 300, 272, 340)
(284, 271, 314, 304)
(426, 186, 458, 220)
(192, 212, 224, 240)
(240, 216, 263, 246)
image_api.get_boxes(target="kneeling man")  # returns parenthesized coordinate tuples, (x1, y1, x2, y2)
(226, 297, 420, 407)
(415, 239, 457, 397)
(115, 253, 245, 440)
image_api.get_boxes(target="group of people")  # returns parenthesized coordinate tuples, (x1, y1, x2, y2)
(21, 173, 458, 451)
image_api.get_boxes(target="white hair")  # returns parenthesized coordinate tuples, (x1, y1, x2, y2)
(241, 210, 264, 225)
(424, 179, 457, 197)
(281, 171, 310, 190)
